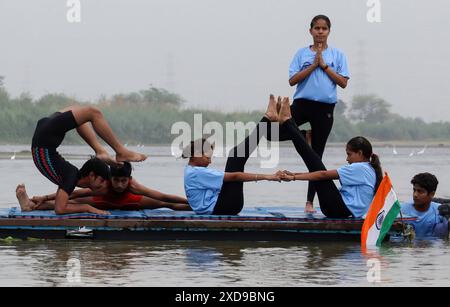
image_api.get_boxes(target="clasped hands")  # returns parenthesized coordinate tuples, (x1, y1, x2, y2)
(313, 43, 328, 70)
(271, 170, 302, 182)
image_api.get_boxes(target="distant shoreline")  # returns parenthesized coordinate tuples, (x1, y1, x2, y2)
(1, 141, 449, 148)
(327, 141, 450, 147)
(1, 141, 448, 161)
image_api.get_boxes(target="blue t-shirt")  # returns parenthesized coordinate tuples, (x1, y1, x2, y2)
(337, 162, 376, 218)
(184, 165, 225, 215)
(289, 46, 349, 104)
(401, 202, 448, 238)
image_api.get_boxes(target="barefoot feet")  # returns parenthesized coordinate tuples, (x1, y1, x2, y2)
(16, 184, 36, 212)
(96, 150, 123, 167)
(264, 94, 279, 122)
(276, 96, 282, 114)
(278, 97, 292, 123)
(116, 149, 147, 163)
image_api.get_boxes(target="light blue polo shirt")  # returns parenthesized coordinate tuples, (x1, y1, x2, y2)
(289, 46, 349, 103)
(337, 162, 376, 218)
(184, 165, 225, 215)
(401, 202, 447, 238)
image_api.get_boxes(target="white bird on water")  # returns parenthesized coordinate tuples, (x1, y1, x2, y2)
(392, 145, 398, 155)
(409, 150, 415, 157)
(10, 151, 16, 160)
(417, 146, 427, 155)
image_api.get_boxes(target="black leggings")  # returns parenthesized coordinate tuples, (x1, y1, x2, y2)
(213, 117, 272, 215)
(272, 99, 335, 203)
(283, 118, 352, 218)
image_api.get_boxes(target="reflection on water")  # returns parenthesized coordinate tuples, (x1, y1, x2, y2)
(0, 239, 449, 286)
(1, 145, 450, 286)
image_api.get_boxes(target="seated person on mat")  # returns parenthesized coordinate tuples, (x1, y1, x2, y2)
(183, 95, 288, 215)
(277, 97, 383, 218)
(400, 173, 449, 239)
(19, 162, 191, 213)
(22, 104, 147, 215)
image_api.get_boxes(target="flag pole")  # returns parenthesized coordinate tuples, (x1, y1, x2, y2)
(391, 174, 408, 241)
(399, 209, 407, 238)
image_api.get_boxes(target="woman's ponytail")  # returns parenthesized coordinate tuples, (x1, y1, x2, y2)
(347, 136, 384, 192)
(370, 153, 383, 192)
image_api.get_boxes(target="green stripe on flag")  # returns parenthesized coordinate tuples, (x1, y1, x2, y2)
(376, 200, 402, 246)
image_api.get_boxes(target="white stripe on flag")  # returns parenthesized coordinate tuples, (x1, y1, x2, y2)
(365, 188, 398, 246)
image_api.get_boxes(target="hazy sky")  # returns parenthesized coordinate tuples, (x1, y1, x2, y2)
(1, 0, 449, 121)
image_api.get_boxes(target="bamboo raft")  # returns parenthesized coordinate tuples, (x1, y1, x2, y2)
(0, 207, 411, 241)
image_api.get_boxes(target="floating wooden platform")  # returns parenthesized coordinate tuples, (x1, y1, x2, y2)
(0, 207, 411, 241)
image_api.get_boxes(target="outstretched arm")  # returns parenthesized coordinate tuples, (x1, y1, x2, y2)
(54, 188, 109, 215)
(284, 170, 339, 181)
(223, 172, 283, 183)
(70, 188, 96, 199)
(32, 188, 95, 205)
(129, 180, 189, 204)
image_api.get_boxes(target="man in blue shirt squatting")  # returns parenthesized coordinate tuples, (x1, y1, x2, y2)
(401, 173, 449, 239)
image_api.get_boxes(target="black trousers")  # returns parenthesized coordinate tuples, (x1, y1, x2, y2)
(213, 117, 271, 215)
(275, 99, 335, 203)
(283, 118, 352, 218)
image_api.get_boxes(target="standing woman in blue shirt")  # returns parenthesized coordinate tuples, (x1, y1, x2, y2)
(287, 15, 350, 213)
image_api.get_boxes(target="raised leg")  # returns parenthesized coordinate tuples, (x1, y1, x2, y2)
(306, 104, 334, 208)
(76, 122, 121, 166)
(60, 105, 147, 163)
(279, 99, 351, 218)
(213, 95, 278, 215)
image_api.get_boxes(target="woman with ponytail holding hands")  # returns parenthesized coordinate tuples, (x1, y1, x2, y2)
(277, 97, 382, 219)
(287, 15, 350, 213)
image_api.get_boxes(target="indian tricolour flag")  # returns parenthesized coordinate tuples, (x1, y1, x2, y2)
(361, 173, 401, 248)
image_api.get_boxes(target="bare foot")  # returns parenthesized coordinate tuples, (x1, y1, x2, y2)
(276, 96, 282, 114)
(278, 97, 292, 123)
(264, 94, 279, 122)
(96, 151, 123, 167)
(116, 149, 147, 163)
(16, 184, 36, 212)
(305, 202, 317, 214)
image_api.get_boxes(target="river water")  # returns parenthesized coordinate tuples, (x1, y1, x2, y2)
(0, 144, 449, 286)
